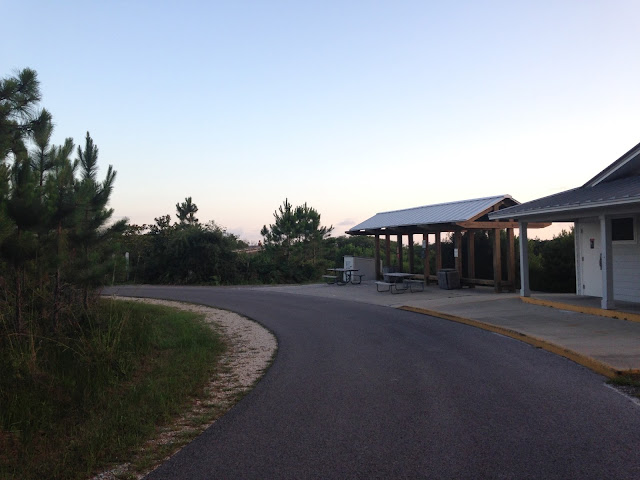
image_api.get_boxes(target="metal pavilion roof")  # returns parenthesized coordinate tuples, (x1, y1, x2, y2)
(347, 195, 517, 234)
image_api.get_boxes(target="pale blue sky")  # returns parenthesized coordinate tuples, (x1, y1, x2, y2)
(3, 1, 640, 242)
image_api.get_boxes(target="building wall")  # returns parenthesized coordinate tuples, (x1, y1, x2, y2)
(576, 216, 640, 303)
(612, 217, 640, 302)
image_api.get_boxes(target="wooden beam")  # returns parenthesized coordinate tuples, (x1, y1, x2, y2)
(385, 235, 391, 267)
(397, 234, 403, 269)
(519, 222, 531, 297)
(423, 233, 430, 285)
(462, 278, 514, 287)
(492, 228, 502, 293)
(435, 233, 442, 271)
(454, 231, 462, 276)
(408, 235, 414, 273)
(507, 228, 515, 292)
(467, 231, 475, 288)
(375, 234, 381, 280)
(456, 221, 551, 229)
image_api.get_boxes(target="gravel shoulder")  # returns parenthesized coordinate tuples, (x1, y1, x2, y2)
(93, 296, 278, 480)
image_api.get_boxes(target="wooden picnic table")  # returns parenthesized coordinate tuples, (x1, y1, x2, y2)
(325, 268, 361, 285)
(377, 272, 424, 293)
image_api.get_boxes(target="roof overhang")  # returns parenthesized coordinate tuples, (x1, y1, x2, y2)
(490, 199, 640, 223)
(490, 175, 640, 223)
(584, 141, 640, 187)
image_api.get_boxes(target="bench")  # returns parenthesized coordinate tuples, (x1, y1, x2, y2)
(375, 281, 407, 293)
(375, 281, 393, 292)
(404, 279, 424, 292)
(351, 274, 365, 285)
(322, 275, 337, 284)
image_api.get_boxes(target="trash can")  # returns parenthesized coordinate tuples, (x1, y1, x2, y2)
(438, 269, 461, 289)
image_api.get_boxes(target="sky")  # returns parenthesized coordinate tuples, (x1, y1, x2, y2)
(3, 1, 640, 243)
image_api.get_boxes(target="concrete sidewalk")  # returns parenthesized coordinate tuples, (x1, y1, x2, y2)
(256, 282, 640, 376)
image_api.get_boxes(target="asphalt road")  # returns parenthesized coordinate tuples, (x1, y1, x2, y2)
(103, 285, 640, 479)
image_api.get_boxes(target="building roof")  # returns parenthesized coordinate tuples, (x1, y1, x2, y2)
(347, 195, 517, 235)
(490, 140, 640, 222)
(490, 175, 640, 222)
(584, 140, 640, 187)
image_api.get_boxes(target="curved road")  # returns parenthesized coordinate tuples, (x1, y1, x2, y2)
(104, 285, 640, 479)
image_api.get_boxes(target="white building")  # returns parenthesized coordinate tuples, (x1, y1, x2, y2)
(490, 141, 640, 309)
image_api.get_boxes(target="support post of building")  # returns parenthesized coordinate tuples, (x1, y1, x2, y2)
(408, 235, 414, 273)
(423, 233, 430, 285)
(374, 234, 381, 280)
(492, 228, 502, 293)
(385, 234, 391, 268)
(435, 233, 442, 272)
(600, 215, 615, 309)
(397, 234, 403, 269)
(467, 231, 475, 288)
(507, 227, 515, 292)
(518, 222, 530, 297)
(454, 230, 462, 277)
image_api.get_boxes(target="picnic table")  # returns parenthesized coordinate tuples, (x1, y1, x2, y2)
(376, 272, 424, 293)
(323, 268, 363, 285)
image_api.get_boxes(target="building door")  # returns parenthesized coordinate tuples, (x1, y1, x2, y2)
(580, 221, 602, 297)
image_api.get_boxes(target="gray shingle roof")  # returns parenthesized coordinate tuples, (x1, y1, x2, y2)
(348, 195, 514, 233)
(490, 176, 640, 221)
(584, 140, 640, 187)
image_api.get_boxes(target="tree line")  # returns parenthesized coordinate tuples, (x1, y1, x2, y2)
(121, 198, 576, 293)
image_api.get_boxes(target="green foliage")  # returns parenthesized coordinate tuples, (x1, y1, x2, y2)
(258, 199, 333, 283)
(509, 229, 575, 292)
(0, 68, 42, 162)
(0, 299, 224, 480)
(326, 235, 376, 264)
(0, 66, 128, 381)
(0, 69, 229, 478)
(176, 196, 198, 225)
(533, 229, 575, 292)
(121, 216, 246, 285)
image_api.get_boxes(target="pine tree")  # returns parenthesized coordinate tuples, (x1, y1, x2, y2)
(0, 69, 44, 332)
(176, 196, 199, 225)
(71, 132, 126, 308)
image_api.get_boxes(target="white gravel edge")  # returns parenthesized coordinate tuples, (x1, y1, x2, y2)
(92, 296, 277, 480)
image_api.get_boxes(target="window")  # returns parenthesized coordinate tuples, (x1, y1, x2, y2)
(612, 217, 634, 242)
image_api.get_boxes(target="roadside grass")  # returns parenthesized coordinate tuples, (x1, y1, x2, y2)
(0, 298, 225, 480)
(607, 373, 640, 399)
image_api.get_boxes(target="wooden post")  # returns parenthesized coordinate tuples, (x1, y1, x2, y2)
(507, 228, 515, 292)
(423, 233, 430, 285)
(435, 233, 442, 272)
(397, 234, 403, 269)
(408, 235, 414, 273)
(519, 222, 531, 297)
(375, 234, 381, 280)
(493, 228, 502, 293)
(385, 235, 391, 267)
(467, 231, 475, 288)
(454, 231, 462, 277)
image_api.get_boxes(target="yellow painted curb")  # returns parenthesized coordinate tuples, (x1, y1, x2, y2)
(399, 305, 631, 379)
(521, 297, 640, 324)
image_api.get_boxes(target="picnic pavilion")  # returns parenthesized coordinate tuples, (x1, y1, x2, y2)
(346, 195, 550, 292)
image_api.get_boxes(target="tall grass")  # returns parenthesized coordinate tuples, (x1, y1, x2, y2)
(0, 298, 225, 480)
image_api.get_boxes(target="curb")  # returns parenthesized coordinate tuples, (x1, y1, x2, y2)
(398, 305, 629, 379)
(520, 297, 640, 324)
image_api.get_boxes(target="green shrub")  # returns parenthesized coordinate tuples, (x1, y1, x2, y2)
(0, 298, 224, 480)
